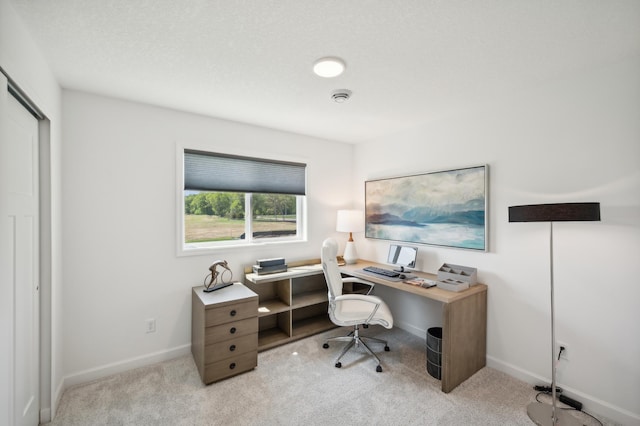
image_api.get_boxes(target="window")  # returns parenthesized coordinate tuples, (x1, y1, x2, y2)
(180, 149, 306, 252)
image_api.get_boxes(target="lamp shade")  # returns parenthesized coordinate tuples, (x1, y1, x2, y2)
(508, 202, 600, 223)
(336, 210, 365, 233)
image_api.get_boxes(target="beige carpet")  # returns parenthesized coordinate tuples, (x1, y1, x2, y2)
(46, 327, 611, 425)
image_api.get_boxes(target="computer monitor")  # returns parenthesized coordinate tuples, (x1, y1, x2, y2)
(387, 244, 418, 272)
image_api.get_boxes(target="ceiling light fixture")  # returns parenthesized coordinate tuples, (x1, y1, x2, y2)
(313, 57, 346, 78)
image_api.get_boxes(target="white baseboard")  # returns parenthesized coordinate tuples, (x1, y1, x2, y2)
(51, 374, 65, 420)
(395, 320, 426, 339)
(39, 407, 51, 424)
(487, 355, 640, 426)
(62, 344, 191, 390)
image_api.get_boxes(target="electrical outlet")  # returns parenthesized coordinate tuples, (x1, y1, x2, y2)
(558, 342, 568, 361)
(145, 318, 156, 333)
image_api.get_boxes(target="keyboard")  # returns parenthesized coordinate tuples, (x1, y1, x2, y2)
(362, 266, 400, 278)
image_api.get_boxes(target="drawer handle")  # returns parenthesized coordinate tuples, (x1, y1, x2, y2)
(229, 344, 236, 352)
(230, 327, 237, 334)
(230, 309, 237, 317)
(229, 362, 236, 370)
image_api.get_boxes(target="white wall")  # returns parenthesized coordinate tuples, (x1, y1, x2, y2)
(0, 0, 63, 422)
(60, 90, 353, 383)
(353, 56, 640, 425)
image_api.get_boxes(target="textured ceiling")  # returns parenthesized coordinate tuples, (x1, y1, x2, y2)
(9, 0, 640, 143)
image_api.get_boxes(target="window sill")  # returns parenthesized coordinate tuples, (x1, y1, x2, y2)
(177, 238, 308, 257)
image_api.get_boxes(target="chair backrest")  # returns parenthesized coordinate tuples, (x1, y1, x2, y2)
(321, 238, 343, 300)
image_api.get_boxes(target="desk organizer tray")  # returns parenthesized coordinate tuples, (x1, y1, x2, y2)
(436, 280, 470, 292)
(437, 263, 477, 286)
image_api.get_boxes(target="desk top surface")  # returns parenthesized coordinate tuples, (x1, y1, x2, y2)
(244, 263, 323, 283)
(340, 259, 487, 303)
(244, 258, 486, 304)
(341, 260, 486, 304)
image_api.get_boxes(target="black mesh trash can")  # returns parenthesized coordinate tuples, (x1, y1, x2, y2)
(426, 327, 442, 380)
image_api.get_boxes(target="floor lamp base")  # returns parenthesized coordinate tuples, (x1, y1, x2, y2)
(527, 402, 582, 426)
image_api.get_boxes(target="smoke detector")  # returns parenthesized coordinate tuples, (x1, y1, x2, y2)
(331, 89, 352, 103)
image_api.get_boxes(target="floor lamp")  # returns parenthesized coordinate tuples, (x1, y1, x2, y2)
(508, 202, 600, 426)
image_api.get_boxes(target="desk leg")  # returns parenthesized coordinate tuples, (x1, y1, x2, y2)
(441, 290, 487, 393)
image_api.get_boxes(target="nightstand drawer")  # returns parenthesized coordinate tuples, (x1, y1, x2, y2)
(205, 332, 257, 364)
(203, 350, 258, 384)
(205, 316, 258, 344)
(205, 299, 257, 326)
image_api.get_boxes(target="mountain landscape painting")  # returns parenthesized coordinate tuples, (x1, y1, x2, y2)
(365, 165, 487, 251)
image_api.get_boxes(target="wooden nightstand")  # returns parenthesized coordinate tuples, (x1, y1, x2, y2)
(191, 283, 258, 384)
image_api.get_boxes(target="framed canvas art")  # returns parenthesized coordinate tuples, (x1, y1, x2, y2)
(365, 165, 488, 251)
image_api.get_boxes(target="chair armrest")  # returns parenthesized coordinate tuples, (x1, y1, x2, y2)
(334, 294, 383, 322)
(342, 277, 375, 295)
(334, 294, 383, 304)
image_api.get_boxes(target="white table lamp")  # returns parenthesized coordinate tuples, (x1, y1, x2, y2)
(336, 210, 365, 264)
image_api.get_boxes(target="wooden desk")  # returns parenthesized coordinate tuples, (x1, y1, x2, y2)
(341, 260, 487, 393)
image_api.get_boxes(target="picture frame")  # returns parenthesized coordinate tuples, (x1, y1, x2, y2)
(365, 165, 488, 251)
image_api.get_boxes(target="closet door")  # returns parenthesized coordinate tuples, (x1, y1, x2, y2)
(0, 74, 40, 426)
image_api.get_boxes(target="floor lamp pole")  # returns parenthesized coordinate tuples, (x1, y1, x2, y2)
(527, 221, 580, 426)
(549, 222, 558, 422)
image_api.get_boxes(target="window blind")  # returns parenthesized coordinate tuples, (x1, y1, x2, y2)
(184, 150, 306, 195)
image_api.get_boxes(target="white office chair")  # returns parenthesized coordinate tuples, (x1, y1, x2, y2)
(321, 238, 394, 372)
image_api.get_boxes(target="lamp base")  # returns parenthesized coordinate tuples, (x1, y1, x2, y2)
(343, 241, 358, 264)
(527, 402, 582, 426)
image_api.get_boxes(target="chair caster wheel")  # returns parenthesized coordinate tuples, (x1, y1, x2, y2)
(335, 362, 342, 368)
(376, 365, 382, 372)
(323, 343, 329, 349)
(384, 346, 390, 351)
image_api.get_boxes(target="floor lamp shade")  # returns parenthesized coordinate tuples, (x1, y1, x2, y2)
(508, 202, 600, 426)
(508, 202, 601, 223)
(336, 210, 365, 264)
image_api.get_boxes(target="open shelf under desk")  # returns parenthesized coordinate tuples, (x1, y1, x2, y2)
(258, 327, 290, 351)
(291, 289, 326, 309)
(245, 260, 334, 352)
(292, 315, 335, 339)
(257, 299, 289, 317)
